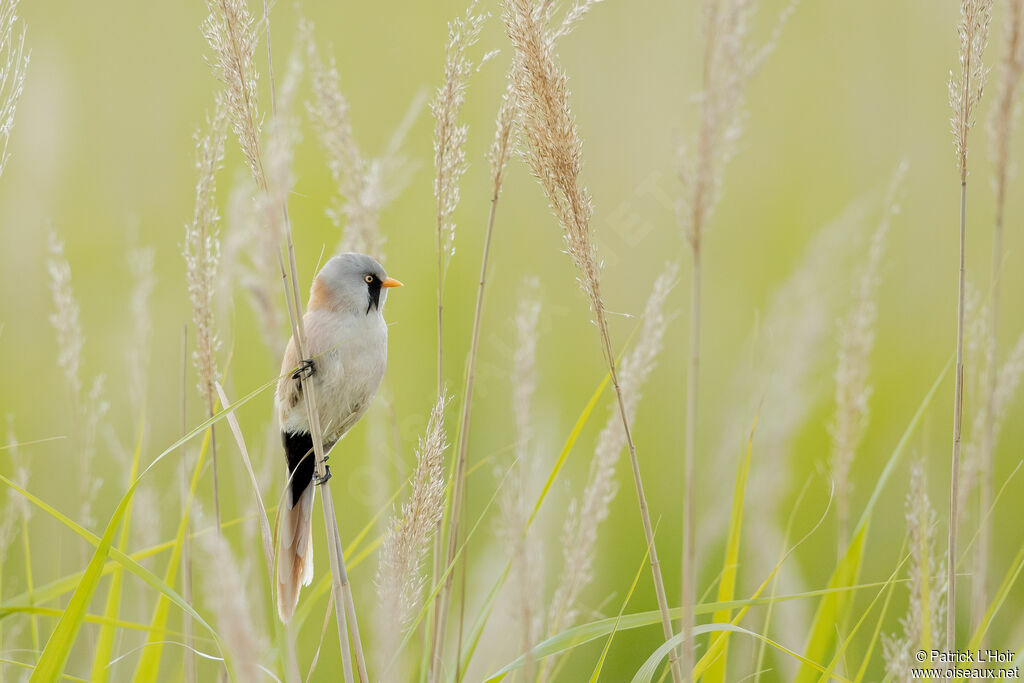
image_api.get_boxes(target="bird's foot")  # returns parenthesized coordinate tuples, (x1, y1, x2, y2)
(292, 358, 316, 381)
(313, 463, 332, 486)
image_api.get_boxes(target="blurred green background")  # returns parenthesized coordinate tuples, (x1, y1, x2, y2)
(2, 0, 1024, 680)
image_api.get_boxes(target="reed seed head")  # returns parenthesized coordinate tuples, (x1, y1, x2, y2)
(950, 0, 995, 179)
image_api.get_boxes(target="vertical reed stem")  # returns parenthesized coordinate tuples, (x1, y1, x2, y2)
(948, 178, 967, 651)
(597, 310, 683, 683)
(681, 242, 701, 681)
(181, 326, 196, 683)
(428, 179, 498, 683)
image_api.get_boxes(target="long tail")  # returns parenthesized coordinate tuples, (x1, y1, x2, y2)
(277, 431, 317, 623)
(277, 481, 315, 622)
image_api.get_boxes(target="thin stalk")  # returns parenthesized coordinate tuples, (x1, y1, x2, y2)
(180, 325, 196, 683)
(430, 86, 513, 680)
(438, 232, 445, 396)
(453, 192, 501, 683)
(681, 242, 701, 681)
(948, 178, 967, 651)
(596, 308, 682, 683)
(210, 418, 221, 534)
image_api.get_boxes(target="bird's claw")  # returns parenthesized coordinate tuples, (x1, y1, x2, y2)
(292, 358, 315, 381)
(313, 463, 332, 486)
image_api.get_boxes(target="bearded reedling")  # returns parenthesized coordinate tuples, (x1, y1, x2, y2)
(275, 253, 402, 622)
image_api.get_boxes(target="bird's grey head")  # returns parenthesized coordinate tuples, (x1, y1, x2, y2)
(312, 253, 403, 315)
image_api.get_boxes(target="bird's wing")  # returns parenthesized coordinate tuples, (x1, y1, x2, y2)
(276, 336, 303, 417)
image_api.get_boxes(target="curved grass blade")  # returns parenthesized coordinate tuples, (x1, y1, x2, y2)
(484, 580, 894, 681)
(853, 573, 898, 683)
(3, 376, 276, 681)
(590, 524, 657, 682)
(754, 477, 813, 683)
(0, 509, 270, 612)
(3, 605, 192, 635)
(132, 428, 211, 680)
(693, 482, 835, 680)
(968, 544, 1024, 651)
(796, 359, 950, 683)
(92, 413, 146, 682)
(703, 413, 757, 683)
(819, 543, 910, 682)
(1, 657, 88, 682)
(632, 624, 847, 683)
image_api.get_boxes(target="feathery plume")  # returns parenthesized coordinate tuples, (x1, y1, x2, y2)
(830, 163, 906, 551)
(203, 0, 262, 186)
(376, 395, 449, 677)
(47, 232, 108, 528)
(498, 280, 543, 680)
(678, 0, 796, 248)
(884, 461, 946, 681)
(548, 264, 677, 646)
(184, 103, 227, 533)
(427, 4, 491, 677)
(946, 0, 994, 647)
(489, 79, 516, 203)
(225, 174, 285, 353)
(47, 232, 83, 407)
(0, 0, 27, 179)
(950, 0, 995, 180)
(257, 41, 302, 248)
(305, 21, 416, 259)
(433, 2, 487, 272)
(198, 522, 267, 681)
(183, 104, 228, 414)
(502, 1, 680, 678)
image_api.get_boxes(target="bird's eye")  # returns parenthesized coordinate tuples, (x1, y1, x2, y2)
(364, 274, 374, 284)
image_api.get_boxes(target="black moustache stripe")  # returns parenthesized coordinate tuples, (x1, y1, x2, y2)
(367, 278, 382, 313)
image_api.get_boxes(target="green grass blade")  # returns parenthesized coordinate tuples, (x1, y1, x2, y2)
(968, 544, 1024, 651)
(853, 573, 898, 683)
(631, 624, 848, 683)
(819, 544, 910, 682)
(91, 413, 146, 682)
(702, 414, 757, 683)
(796, 359, 950, 682)
(755, 477, 813, 683)
(2, 605, 194, 635)
(485, 579, 891, 681)
(590, 526, 656, 683)
(0, 509, 268, 613)
(1, 657, 89, 682)
(0, 474, 216, 637)
(0, 376, 276, 682)
(133, 428, 210, 680)
(29, 473, 138, 681)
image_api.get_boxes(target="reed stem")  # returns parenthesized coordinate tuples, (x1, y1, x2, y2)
(947, 178, 967, 651)
(681, 242, 701, 681)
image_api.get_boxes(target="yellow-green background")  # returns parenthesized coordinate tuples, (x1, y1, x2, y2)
(2, 0, 1023, 680)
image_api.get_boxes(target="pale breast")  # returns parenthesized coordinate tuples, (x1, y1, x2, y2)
(301, 309, 388, 443)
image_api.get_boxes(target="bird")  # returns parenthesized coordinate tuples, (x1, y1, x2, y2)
(274, 252, 402, 623)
